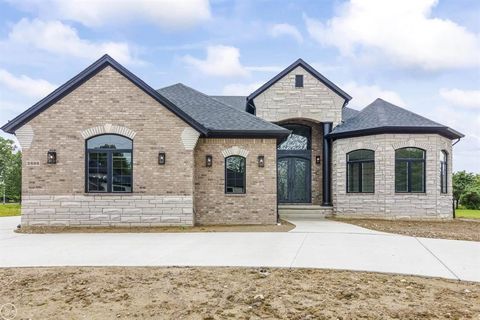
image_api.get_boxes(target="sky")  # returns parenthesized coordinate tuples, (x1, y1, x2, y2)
(0, 0, 479, 172)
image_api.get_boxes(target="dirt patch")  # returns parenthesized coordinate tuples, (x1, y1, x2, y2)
(0, 267, 479, 319)
(16, 219, 294, 234)
(331, 217, 480, 241)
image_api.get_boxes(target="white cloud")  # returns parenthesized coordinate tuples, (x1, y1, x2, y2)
(183, 45, 249, 77)
(305, 0, 480, 70)
(245, 66, 283, 73)
(342, 82, 405, 109)
(439, 88, 480, 109)
(269, 23, 303, 43)
(6, 0, 211, 29)
(0, 69, 56, 98)
(222, 82, 263, 95)
(7, 19, 140, 65)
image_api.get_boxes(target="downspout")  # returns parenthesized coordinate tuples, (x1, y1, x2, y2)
(451, 137, 461, 218)
(322, 122, 333, 206)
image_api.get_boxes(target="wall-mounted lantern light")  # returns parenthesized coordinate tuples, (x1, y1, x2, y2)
(47, 150, 57, 164)
(258, 155, 265, 167)
(206, 155, 212, 167)
(316, 156, 321, 164)
(158, 152, 166, 165)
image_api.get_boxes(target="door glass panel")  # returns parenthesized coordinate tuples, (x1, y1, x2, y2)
(88, 152, 108, 192)
(277, 159, 288, 202)
(112, 152, 132, 192)
(291, 159, 308, 202)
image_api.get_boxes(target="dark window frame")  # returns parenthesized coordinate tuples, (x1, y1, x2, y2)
(440, 150, 448, 194)
(295, 74, 304, 88)
(85, 134, 133, 193)
(346, 149, 375, 193)
(224, 155, 246, 194)
(395, 147, 426, 193)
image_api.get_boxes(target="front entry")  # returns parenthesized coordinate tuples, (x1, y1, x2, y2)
(277, 124, 312, 203)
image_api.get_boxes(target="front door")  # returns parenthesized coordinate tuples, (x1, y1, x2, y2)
(277, 124, 312, 203)
(278, 155, 311, 203)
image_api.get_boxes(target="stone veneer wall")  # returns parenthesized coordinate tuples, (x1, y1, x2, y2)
(277, 119, 323, 205)
(18, 66, 197, 227)
(252, 66, 346, 125)
(194, 138, 277, 225)
(332, 134, 453, 219)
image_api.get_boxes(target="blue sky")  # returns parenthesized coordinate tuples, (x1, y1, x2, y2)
(0, 0, 479, 172)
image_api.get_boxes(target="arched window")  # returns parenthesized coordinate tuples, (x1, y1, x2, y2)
(346, 149, 375, 193)
(86, 134, 133, 193)
(440, 150, 448, 194)
(225, 156, 246, 194)
(395, 147, 425, 193)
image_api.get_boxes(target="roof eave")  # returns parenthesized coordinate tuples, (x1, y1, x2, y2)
(205, 129, 290, 139)
(328, 126, 464, 140)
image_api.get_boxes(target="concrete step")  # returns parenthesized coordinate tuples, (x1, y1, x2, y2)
(278, 205, 333, 220)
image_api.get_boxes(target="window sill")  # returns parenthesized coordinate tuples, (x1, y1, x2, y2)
(84, 192, 134, 196)
(225, 193, 247, 197)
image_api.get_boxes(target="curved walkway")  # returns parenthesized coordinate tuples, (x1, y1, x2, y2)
(0, 216, 479, 282)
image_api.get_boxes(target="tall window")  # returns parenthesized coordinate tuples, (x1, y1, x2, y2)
(225, 156, 246, 194)
(440, 150, 448, 194)
(347, 149, 375, 193)
(395, 147, 425, 193)
(86, 134, 132, 193)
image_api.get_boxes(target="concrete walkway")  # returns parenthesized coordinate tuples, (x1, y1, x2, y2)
(0, 216, 479, 282)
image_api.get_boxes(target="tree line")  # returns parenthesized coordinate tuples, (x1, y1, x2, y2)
(0, 137, 21, 203)
(453, 171, 480, 210)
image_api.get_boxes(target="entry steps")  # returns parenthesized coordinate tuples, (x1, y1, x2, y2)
(279, 205, 333, 220)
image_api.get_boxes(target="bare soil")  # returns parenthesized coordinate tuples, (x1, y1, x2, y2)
(332, 218, 480, 241)
(16, 219, 294, 234)
(1, 267, 479, 320)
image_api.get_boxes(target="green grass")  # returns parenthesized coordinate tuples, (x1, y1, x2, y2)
(456, 209, 480, 219)
(0, 203, 21, 217)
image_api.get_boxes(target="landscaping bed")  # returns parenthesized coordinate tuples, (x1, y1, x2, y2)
(17, 219, 294, 233)
(1, 267, 479, 319)
(333, 217, 480, 241)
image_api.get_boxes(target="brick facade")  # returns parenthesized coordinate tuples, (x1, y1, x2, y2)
(194, 138, 277, 225)
(19, 66, 197, 227)
(332, 134, 453, 219)
(252, 66, 346, 126)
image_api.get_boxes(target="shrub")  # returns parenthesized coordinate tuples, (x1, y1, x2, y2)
(460, 187, 480, 210)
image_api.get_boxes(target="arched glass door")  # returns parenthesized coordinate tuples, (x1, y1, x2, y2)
(277, 124, 311, 203)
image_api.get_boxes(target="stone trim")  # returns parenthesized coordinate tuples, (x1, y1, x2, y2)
(181, 127, 200, 150)
(80, 124, 137, 140)
(221, 146, 249, 158)
(21, 195, 194, 227)
(338, 141, 380, 154)
(391, 139, 432, 151)
(15, 124, 34, 149)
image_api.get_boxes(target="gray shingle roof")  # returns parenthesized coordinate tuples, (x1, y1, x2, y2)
(210, 96, 247, 112)
(330, 98, 463, 139)
(157, 84, 289, 137)
(342, 107, 360, 121)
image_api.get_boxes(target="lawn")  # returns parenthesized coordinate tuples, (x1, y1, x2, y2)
(0, 203, 21, 217)
(456, 208, 480, 219)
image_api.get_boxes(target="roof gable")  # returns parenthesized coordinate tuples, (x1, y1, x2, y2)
(330, 98, 464, 139)
(1, 55, 207, 134)
(247, 58, 352, 102)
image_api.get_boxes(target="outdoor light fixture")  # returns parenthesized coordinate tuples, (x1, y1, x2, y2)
(158, 152, 166, 165)
(206, 155, 212, 167)
(258, 155, 265, 167)
(316, 156, 321, 164)
(47, 150, 57, 164)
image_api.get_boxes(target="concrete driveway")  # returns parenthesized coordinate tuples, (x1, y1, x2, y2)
(0, 216, 479, 282)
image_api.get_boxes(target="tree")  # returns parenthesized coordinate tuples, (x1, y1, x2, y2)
(0, 137, 22, 203)
(452, 171, 476, 209)
(460, 186, 480, 210)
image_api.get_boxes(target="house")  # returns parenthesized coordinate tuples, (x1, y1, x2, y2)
(1, 55, 463, 227)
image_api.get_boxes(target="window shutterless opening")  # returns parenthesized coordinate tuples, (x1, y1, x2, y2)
(85, 134, 133, 193)
(346, 149, 375, 193)
(225, 155, 246, 194)
(295, 75, 303, 88)
(395, 147, 426, 193)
